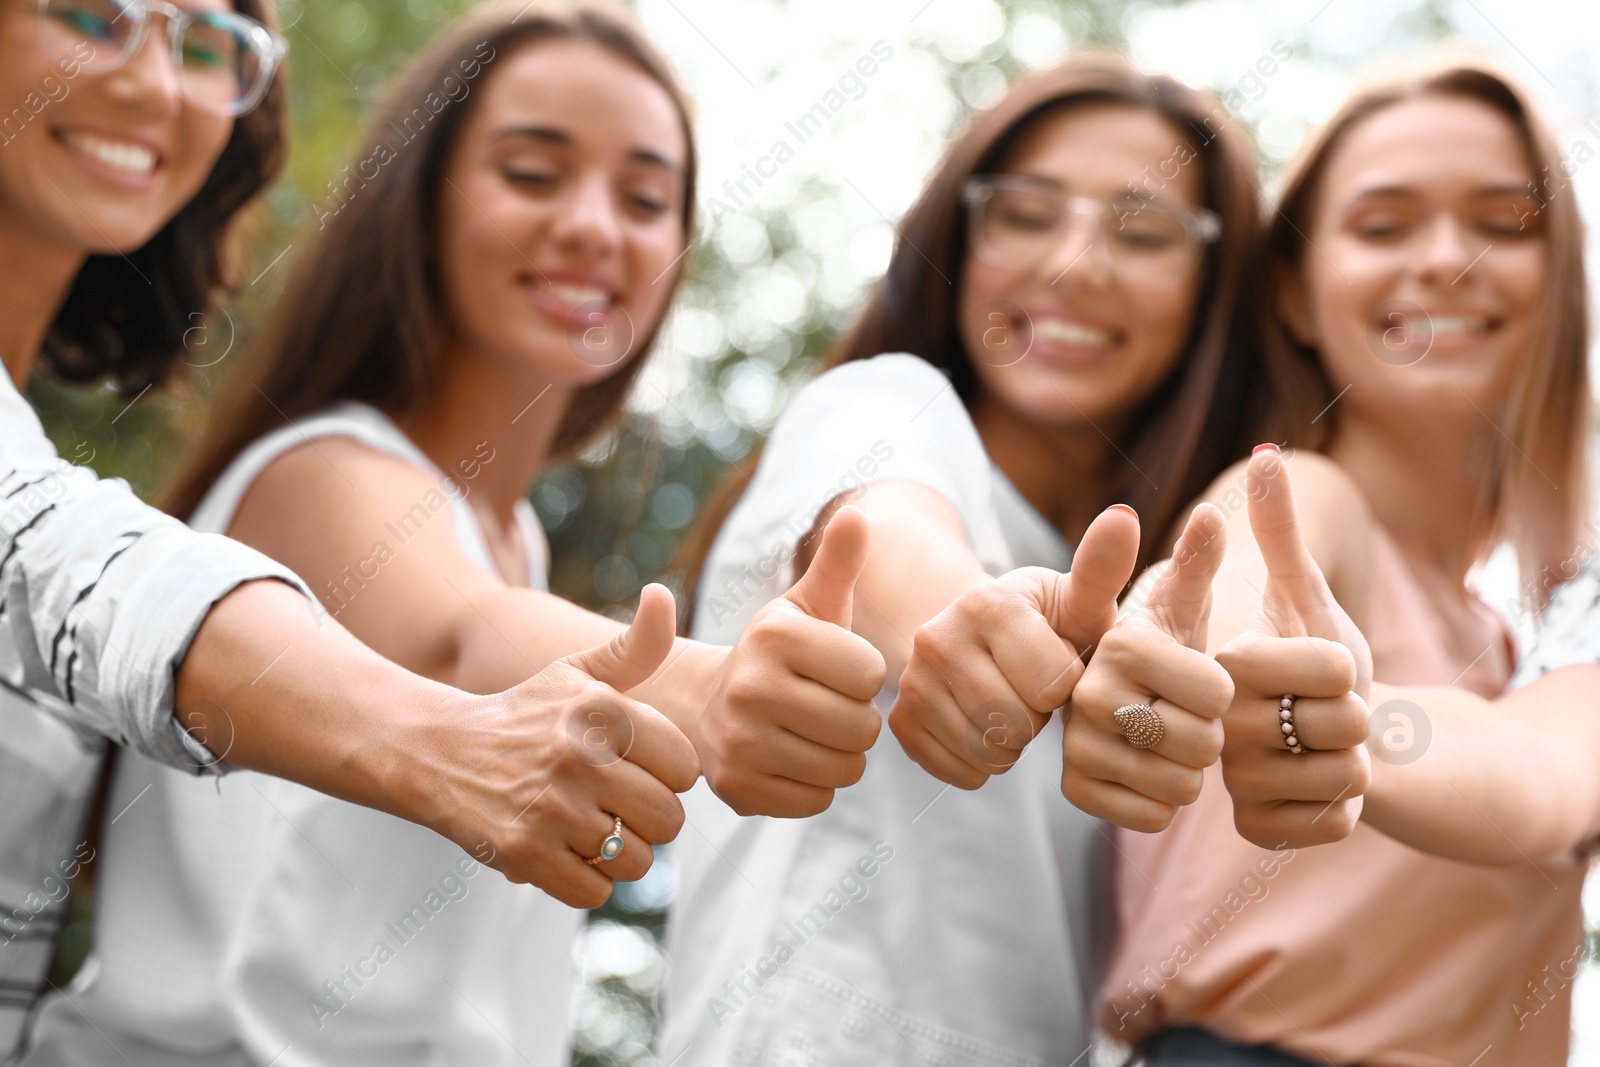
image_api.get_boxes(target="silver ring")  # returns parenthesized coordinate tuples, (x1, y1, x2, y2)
(586, 815, 625, 866)
(1279, 695, 1305, 754)
(1114, 703, 1165, 750)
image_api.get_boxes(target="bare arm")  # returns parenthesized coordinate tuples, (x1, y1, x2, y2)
(175, 572, 699, 908)
(229, 439, 885, 818)
(1212, 446, 1600, 862)
(1358, 671, 1600, 863)
(836, 481, 996, 679)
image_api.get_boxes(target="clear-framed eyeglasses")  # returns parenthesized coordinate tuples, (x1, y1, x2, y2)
(38, 0, 287, 117)
(962, 174, 1222, 281)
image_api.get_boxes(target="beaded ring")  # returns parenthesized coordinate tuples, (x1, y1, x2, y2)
(1279, 695, 1305, 754)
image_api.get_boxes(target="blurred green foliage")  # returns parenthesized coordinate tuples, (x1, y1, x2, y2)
(29, 1, 1600, 1065)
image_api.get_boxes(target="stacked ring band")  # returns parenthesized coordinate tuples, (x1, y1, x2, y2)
(1114, 702, 1165, 750)
(1279, 694, 1305, 754)
(586, 815, 626, 866)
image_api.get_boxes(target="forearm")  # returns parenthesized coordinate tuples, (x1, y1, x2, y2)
(843, 483, 992, 678)
(1362, 674, 1600, 864)
(175, 578, 464, 824)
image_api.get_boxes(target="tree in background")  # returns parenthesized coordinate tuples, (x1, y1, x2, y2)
(33, 1, 1599, 1064)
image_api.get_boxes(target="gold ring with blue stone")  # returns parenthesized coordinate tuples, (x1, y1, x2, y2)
(586, 815, 625, 866)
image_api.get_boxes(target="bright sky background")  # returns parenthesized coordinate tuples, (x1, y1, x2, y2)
(591, 0, 1600, 1057)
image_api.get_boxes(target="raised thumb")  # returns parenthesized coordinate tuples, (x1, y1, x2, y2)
(1141, 502, 1225, 649)
(562, 582, 677, 691)
(784, 504, 869, 627)
(1246, 445, 1332, 617)
(1052, 503, 1141, 652)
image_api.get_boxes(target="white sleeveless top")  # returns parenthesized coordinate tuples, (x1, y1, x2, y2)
(664, 356, 1105, 1067)
(20, 403, 581, 1067)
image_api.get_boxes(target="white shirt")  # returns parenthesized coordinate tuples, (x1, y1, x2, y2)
(662, 355, 1105, 1067)
(20, 404, 580, 1067)
(0, 371, 309, 1060)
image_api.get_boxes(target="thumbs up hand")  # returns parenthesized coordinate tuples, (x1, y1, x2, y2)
(888, 504, 1142, 790)
(430, 582, 700, 909)
(696, 505, 889, 818)
(1061, 503, 1236, 831)
(1214, 445, 1372, 848)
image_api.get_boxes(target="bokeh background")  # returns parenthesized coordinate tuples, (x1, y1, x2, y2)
(32, 0, 1600, 1062)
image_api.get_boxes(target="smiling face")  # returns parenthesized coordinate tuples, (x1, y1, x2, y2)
(0, 0, 236, 254)
(957, 103, 1207, 427)
(1283, 94, 1545, 422)
(435, 39, 688, 389)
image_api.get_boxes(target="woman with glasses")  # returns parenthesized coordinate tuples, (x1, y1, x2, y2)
(18, 2, 888, 1064)
(663, 54, 1267, 1066)
(0, 0, 295, 1053)
(1068, 64, 1592, 1065)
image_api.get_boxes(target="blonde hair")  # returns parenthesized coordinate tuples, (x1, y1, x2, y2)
(1258, 63, 1590, 605)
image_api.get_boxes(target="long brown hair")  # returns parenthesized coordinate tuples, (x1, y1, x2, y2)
(684, 53, 1267, 596)
(41, 0, 287, 397)
(1258, 64, 1589, 601)
(164, 0, 696, 521)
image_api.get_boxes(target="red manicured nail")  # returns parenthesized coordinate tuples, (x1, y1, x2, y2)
(1252, 443, 1281, 456)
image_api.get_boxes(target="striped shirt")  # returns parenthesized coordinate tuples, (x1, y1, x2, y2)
(0, 370, 310, 1059)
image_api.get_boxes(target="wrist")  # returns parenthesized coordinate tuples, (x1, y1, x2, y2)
(342, 662, 476, 834)
(634, 637, 717, 755)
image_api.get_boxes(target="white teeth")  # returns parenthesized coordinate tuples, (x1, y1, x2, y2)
(61, 132, 156, 175)
(1035, 319, 1114, 349)
(541, 282, 611, 307)
(1427, 315, 1491, 335)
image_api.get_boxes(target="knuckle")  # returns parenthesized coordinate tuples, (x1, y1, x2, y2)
(1061, 773, 1089, 807)
(886, 704, 915, 746)
(1070, 675, 1109, 714)
(835, 752, 869, 788)
(849, 705, 884, 751)
(717, 715, 761, 760)
(1196, 720, 1226, 765)
(1060, 723, 1098, 769)
(1173, 768, 1205, 807)
(910, 624, 949, 664)
(572, 879, 611, 910)
(1131, 805, 1177, 834)
(577, 680, 622, 710)
(659, 802, 687, 841)
(953, 767, 988, 790)
(708, 769, 755, 815)
(722, 667, 766, 712)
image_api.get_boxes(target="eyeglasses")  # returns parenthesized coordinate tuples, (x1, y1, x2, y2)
(38, 0, 287, 117)
(963, 175, 1221, 280)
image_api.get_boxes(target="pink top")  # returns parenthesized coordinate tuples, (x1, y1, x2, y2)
(1100, 529, 1588, 1066)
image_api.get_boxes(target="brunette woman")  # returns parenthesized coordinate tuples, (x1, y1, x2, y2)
(664, 54, 1261, 1066)
(0, 1, 648, 1055)
(20, 3, 883, 1064)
